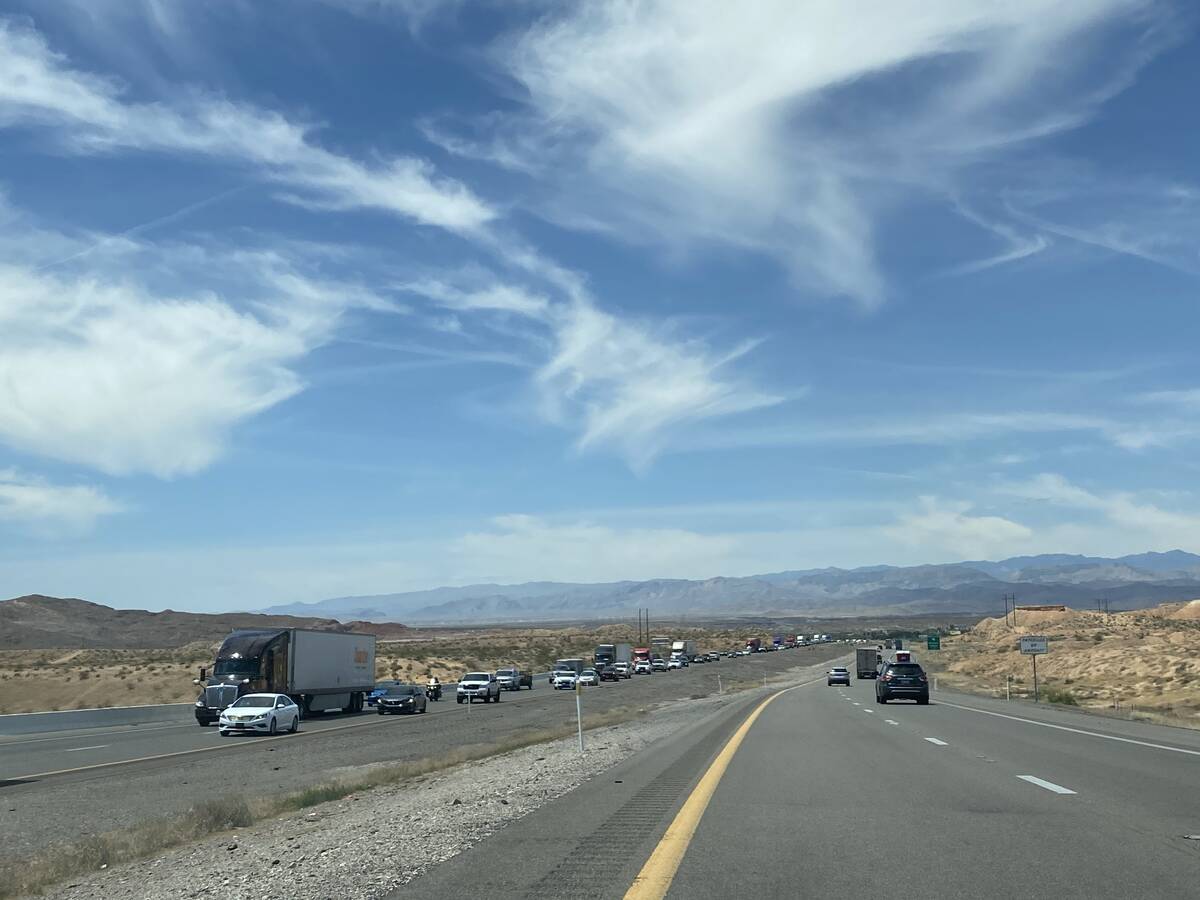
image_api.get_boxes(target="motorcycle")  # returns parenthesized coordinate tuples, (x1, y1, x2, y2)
(425, 683, 442, 701)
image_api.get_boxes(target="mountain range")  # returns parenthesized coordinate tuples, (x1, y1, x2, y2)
(261, 550, 1200, 624)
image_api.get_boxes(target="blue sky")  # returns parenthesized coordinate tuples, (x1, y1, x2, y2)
(2, 0, 1200, 612)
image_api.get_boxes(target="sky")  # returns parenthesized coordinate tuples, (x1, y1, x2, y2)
(2, 0, 1200, 613)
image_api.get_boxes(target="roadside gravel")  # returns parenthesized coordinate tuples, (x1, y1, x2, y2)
(43, 690, 752, 900)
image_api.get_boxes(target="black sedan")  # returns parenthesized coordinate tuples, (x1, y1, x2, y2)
(376, 684, 429, 715)
(598, 664, 620, 682)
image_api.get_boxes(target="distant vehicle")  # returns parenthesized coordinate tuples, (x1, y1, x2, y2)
(876, 662, 929, 704)
(856, 647, 880, 679)
(706, 652, 720, 662)
(195, 628, 376, 725)
(651, 657, 668, 671)
(634, 660, 652, 674)
(633, 647, 652, 667)
(671, 640, 697, 662)
(667, 657, 683, 670)
(555, 658, 585, 675)
(613, 662, 633, 679)
(218, 693, 300, 736)
(594, 643, 633, 668)
(457, 672, 501, 704)
(578, 668, 600, 687)
(772, 635, 784, 649)
(827, 667, 850, 687)
(554, 671, 579, 690)
(745, 638, 761, 653)
(598, 664, 619, 682)
(691, 654, 706, 664)
(495, 668, 533, 691)
(375, 684, 428, 715)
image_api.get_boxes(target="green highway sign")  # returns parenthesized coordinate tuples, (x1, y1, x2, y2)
(927, 635, 941, 650)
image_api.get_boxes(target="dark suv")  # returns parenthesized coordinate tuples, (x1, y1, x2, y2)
(598, 664, 620, 682)
(876, 662, 929, 704)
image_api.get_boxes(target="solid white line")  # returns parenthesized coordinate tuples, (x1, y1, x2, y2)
(885, 719, 899, 726)
(936, 699, 1200, 758)
(64, 744, 109, 752)
(862, 709, 875, 714)
(925, 738, 948, 746)
(1018, 775, 1076, 795)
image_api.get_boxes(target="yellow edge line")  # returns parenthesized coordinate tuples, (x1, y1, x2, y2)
(624, 675, 822, 900)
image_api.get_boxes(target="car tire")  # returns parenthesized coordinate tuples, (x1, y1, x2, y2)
(457, 697, 463, 704)
(495, 692, 501, 702)
(269, 717, 278, 735)
(219, 729, 229, 736)
(290, 714, 299, 733)
(918, 695, 929, 705)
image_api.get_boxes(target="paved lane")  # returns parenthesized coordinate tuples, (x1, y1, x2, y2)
(668, 677, 1200, 899)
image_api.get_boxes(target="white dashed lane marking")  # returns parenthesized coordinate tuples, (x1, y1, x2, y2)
(1017, 775, 1076, 794)
(925, 738, 948, 746)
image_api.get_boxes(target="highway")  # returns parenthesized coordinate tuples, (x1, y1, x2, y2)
(390, 670, 1200, 899)
(0, 646, 842, 867)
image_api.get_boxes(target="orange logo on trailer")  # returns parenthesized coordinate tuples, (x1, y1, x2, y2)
(354, 649, 369, 664)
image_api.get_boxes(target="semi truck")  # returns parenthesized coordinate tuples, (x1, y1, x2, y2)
(670, 640, 697, 660)
(194, 628, 376, 725)
(745, 638, 762, 652)
(772, 635, 785, 649)
(856, 647, 880, 679)
(594, 643, 633, 667)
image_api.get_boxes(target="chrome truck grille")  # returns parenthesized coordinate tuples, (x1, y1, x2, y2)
(204, 684, 239, 709)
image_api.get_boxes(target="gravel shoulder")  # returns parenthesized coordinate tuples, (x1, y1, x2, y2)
(40, 680, 799, 900)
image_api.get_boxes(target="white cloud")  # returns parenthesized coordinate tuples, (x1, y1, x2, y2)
(0, 18, 495, 234)
(0, 240, 383, 477)
(0, 469, 122, 536)
(490, 0, 1162, 305)
(1137, 388, 1200, 412)
(884, 496, 1032, 560)
(537, 300, 781, 468)
(999, 473, 1200, 551)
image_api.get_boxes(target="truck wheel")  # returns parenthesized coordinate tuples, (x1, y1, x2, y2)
(457, 697, 463, 704)
(495, 692, 501, 702)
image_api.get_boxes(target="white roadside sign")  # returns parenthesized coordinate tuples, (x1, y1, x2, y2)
(1019, 636, 1048, 655)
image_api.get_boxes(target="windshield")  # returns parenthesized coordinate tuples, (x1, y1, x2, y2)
(230, 696, 273, 709)
(886, 665, 924, 675)
(383, 686, 416, 696)
(213, 658, 259, 677)
(496, 669, 515, 676)
(463, 673, 490, 682)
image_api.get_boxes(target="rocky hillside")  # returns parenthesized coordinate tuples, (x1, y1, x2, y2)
(0, 595, 409, 649)
(925, 600, 1200, 722)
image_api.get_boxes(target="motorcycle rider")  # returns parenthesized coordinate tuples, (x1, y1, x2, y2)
(426, 674, 441, 700)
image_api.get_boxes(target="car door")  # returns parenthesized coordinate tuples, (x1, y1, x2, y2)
(274, 696, 288, 729)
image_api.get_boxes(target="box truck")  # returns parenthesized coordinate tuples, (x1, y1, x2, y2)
(855, 647, 880, 679)
(670, 640, 697, 660)
(594, 643, 633, 667)
(194, 628, 376, 725)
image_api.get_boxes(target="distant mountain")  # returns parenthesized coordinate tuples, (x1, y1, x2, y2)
(0, 595, 408, 649)
(261, 551, 1200, 623)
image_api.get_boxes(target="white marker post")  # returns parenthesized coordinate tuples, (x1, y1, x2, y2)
(575, 679, 585, 753)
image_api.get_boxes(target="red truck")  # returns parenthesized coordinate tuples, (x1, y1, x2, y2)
(745, 638, 762, 653)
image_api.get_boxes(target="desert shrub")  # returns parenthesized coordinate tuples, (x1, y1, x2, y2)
(1043, 686, 1078, 706)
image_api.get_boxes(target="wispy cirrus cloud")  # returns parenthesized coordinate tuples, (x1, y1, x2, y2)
(0, 17, 495, 234)
(479, 0, 1169, 306)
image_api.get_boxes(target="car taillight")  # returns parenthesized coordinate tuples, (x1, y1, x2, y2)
(918, 674, 927, 683)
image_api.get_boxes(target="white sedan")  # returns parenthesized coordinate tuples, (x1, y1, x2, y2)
(578, 669, 600, 687)
(219, 693, 300, 736)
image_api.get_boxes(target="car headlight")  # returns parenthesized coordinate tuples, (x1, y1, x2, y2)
(195, 700, 205, 707)
(252, 713, 267, 720)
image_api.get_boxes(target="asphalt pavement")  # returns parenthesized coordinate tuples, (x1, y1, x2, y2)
(392, 668, 1200, 899)
(0, 646, 840, 866)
